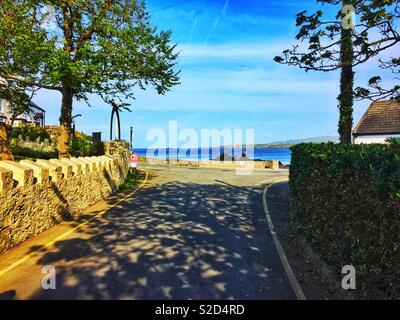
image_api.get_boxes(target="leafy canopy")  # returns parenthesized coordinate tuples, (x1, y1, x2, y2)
(274, 0, 399, 100)
(0, 0, 180, 108)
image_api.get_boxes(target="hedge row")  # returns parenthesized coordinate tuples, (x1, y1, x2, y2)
(11, 145, 58, 160)
(289, 142, 400, 299)
(10, 125, 50, 142)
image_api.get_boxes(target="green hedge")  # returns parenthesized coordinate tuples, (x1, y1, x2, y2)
(290, 142, 400, 299)
(10, 125, 50, 142)
(70, 132, 105, 157)
(12, 145, 58, 160)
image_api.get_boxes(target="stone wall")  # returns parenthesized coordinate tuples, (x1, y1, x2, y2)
(104, 140, 131, 159)
(141, 157, 281, 170)
(143, 157, 200, 167)
(200, 160, 280, 170)
(0, 155, 129, 254)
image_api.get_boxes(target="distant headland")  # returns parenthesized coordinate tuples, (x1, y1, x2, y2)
(225, 136, 339, 149)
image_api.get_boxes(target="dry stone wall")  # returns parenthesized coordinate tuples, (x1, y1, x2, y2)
(0, 155, 129, 254)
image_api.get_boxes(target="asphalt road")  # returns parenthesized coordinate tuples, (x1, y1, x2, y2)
(0, 164, 297, 300)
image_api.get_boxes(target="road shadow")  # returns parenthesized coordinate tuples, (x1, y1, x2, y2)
(266, 182, 346, 300)
(26, 179, 294, 300)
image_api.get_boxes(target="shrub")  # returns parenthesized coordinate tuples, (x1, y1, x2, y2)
(12, 145, 58, 160)
(290, 143, 400, 299)
(70, 131, 105, 157)
(10, 125, 51, 142)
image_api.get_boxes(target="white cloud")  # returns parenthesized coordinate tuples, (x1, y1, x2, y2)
(174, 66, 339, 97)
(179, 42, 287, 60)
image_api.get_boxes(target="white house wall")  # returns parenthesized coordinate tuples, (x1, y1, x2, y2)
(0, 98, 11, 123)
(0, 98, 10, 114)
(354, 134, 400, 144)
(0, 98, 44, 127)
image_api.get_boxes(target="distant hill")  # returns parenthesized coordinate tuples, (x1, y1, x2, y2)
(254, 136, 339, 148)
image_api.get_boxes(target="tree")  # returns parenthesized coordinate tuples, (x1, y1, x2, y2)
(0, 0, 50, 100)
(355, 58, 400, 102)
(355, 1, 400, 101)
(0, 0, 58, 159)
(0, 0, 180, 158)
(274, 0, 400, 143)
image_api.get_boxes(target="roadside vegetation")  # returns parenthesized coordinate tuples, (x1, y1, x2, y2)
(119, 171, 141, 191)
(10, 124, 50, 142)
(9, 125, 104, 161)
(70, 131, 105, 157)
(12, 146, 58, 161)
(274, 0, 400, 299)
(290, 141, 400, 299)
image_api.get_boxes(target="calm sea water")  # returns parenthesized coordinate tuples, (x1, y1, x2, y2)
(132, 148, 291, 164)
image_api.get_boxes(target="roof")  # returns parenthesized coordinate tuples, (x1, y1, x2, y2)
(353, 100, 400, 136)
(28, 101, 46, 113)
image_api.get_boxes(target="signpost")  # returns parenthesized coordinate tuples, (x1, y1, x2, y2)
(130, 153, 138, 171)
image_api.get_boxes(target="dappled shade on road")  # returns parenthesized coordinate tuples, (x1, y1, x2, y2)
(24, 172, 293, 299)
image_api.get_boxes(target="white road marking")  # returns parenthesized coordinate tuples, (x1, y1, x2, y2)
(262, 180, 306, 300)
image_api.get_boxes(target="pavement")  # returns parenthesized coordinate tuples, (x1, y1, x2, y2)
(0, 164, 319, 300)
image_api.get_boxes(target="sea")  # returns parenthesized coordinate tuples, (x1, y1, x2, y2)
(132, 148, 292, 165)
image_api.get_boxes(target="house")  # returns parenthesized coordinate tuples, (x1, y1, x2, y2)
(353, 100, 400, 144)
(0, 98, 46, 127)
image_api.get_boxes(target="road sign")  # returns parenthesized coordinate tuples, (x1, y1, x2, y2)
(130, 153, 138, 168)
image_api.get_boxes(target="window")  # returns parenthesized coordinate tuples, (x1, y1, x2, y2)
(0, 99, 3, 113)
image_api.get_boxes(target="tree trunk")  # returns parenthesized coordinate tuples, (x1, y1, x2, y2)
(338, 0, 355, 144)
(0, 123, 14, 161)
(58, 85, 73, 159)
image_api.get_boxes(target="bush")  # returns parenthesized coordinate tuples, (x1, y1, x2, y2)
(290, 142, 400, 299)
(10, 125, 51, 142)
(70, 131, 105, 157)
(12, 145, 58, 160)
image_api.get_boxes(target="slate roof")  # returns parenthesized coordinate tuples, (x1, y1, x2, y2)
(353, 100, 400, 136)
(28, 101, 46, 113)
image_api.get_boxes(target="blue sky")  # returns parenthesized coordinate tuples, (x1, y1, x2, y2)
(33, 0, 393, 147)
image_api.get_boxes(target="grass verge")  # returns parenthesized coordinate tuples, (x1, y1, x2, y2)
(119, 170, 141, 191)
